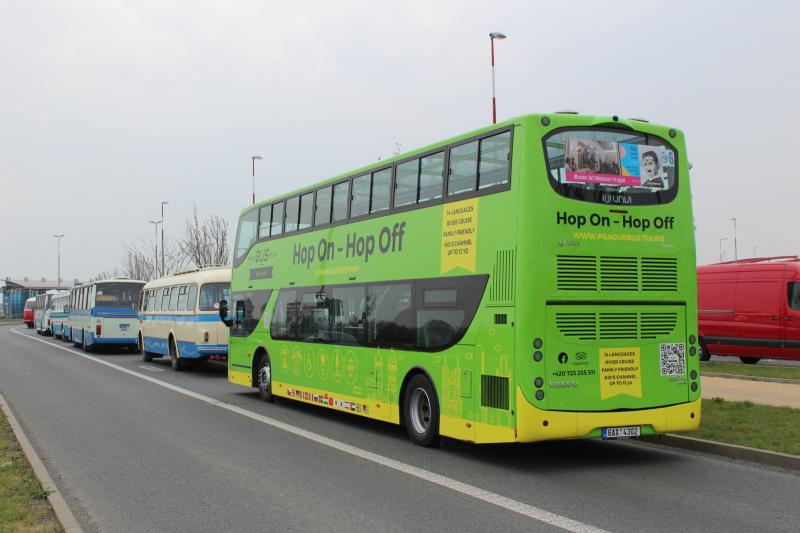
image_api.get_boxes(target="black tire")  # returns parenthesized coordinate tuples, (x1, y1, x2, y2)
(170, 339, 183, 371)
(699, 340, 711, 362)
(82, 333, 92, 353)
(140, 335, 153, 362)
(256, 353, 273, 402)
(740, 357, 760, 365)
(403, 374, 440, 447)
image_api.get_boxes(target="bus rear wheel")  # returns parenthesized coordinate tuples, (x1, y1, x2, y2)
(257, 354, 273, 402)
(403, 374, 440, 447)
(82, 334, 92, 353)
(740, 357, 760, 365)
(170, 339, 184, 371)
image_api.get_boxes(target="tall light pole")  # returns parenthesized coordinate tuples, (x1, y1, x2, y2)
(53, 234, 65, 286)
(149, 220, 162, 277)
(489, 31, 507, 124)
(252, 155, 263, 204)
(731, 217, 738, 261)
(719, 237, 728, 262)
(161, 201, 169, 277)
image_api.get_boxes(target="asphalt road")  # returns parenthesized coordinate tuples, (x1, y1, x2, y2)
(1, 325, 798, 533)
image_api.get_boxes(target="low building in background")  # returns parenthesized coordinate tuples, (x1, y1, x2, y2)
(1, 278, 76, 319)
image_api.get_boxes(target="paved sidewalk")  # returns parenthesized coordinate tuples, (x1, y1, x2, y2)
(702, 375, 800, 409)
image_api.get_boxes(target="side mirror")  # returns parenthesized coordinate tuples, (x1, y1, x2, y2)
(219, 300, 231, 327)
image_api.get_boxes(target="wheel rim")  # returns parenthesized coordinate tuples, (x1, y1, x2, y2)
(259, 360, 271, 393)
(409, 387, 432, 434)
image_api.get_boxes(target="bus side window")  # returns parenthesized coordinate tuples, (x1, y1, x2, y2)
(168, 286, 179, 312)
(270, 289, 299, 340)
(314, 186, 332, 226)
(177, 285, 189, 312)
(394, 159, 419, 208)
(332, 181, 349, 222)
(419, 152, 444, 203)
(478, 131, 511, 190)
(187, 285, 197, 312)
(448, 141, 479, 196)
(235, 301, 246, 329)
(285, 196, 300, 233)
(258, 204, 272, 239)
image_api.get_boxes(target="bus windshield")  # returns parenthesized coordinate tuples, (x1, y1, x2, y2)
(544, 127, 678, 206)
(95, 283, 143, 309)
(200, 283, 231, 311)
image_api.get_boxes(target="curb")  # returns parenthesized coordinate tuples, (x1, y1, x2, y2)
(701, 371, 800, 385)
(639, 433, 800, 471)
(0, 391, 84, 533)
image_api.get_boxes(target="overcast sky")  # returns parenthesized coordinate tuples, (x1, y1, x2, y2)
(1, 0, 798, 282)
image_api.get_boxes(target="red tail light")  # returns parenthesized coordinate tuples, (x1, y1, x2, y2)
(96, 324, 102, 337)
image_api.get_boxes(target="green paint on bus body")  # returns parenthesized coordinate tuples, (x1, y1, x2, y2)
(228, 113, 700, 444)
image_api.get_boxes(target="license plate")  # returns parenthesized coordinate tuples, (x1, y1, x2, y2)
(602, 426, 640, 439)
(119, 324, 130, 331)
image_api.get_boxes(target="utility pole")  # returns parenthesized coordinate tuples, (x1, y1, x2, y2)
(731, 218, 738, 261)
(53, 234, 65, 286)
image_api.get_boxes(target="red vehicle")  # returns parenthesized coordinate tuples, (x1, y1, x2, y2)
(23, 297, 35, 329)
(698, 256, 800, 364)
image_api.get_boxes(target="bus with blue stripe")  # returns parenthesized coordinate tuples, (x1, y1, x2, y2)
(34, 290, 58, 335)
(49, 290, 70, 339)
(69, 279, 145, 352)
(138, 267, 231, 371)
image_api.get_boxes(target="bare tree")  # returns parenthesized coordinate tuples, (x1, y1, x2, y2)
(92, 268, 122, 282)
(180, 207, 230, 269)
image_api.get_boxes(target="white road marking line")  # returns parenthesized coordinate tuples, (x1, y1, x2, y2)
(137, 365, 165, 372)
(10, 328, 609, 533)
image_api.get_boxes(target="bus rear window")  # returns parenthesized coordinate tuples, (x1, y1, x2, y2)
(95, 283, 143, 309)
(544, 128, 678, 206)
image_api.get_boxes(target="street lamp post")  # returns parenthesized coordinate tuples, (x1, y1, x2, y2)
(252, 155, 263, 205)
(731, 217, 738, 261)
(53, 234, 65, 286)
(719, 237, 728, 263)
(489, 31, 507, 124)
(149, 220, 162, 277)
(161, 201, 169, 277)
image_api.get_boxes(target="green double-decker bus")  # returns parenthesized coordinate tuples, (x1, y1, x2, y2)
(227, 113, 701, 446)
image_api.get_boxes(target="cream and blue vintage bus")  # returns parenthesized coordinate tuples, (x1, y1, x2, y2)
(49, 290, 71, 339)
(69, 279, 145, 352)
(34, 290, 59, 335)
(138, 267, 231, 371)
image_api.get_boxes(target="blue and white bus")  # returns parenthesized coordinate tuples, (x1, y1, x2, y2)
(34, 290, 58, 335)
(69, 279, 145, 352)
(138, 267, 230, 371)
(49, 290, 70, 339)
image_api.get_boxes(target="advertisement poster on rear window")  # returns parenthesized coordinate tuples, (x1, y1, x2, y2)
(564, 138, 673, 190)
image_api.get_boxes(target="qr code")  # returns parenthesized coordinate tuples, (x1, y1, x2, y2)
(660, 343, 686, 376)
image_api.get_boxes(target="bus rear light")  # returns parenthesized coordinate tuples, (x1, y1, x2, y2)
(96, 324, 102, 337)
(204, 332, 209, 343)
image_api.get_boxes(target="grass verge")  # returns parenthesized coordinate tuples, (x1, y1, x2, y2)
(0, 412, 62, 532)
(693, 397, 800, 455)
(701, 361, 800, 381)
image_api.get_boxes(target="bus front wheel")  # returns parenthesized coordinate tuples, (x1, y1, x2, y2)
(403, 374, 440, 447)
(740, 357, 760, 365)
(140, 335, 153, 362)
(256, 354, 273, 402)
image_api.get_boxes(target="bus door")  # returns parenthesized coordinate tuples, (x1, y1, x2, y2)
(782, 279, 800, 359)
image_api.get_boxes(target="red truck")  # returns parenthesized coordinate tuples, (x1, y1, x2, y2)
(698, 256, 800, 364)
(23, 297, 36, 328)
